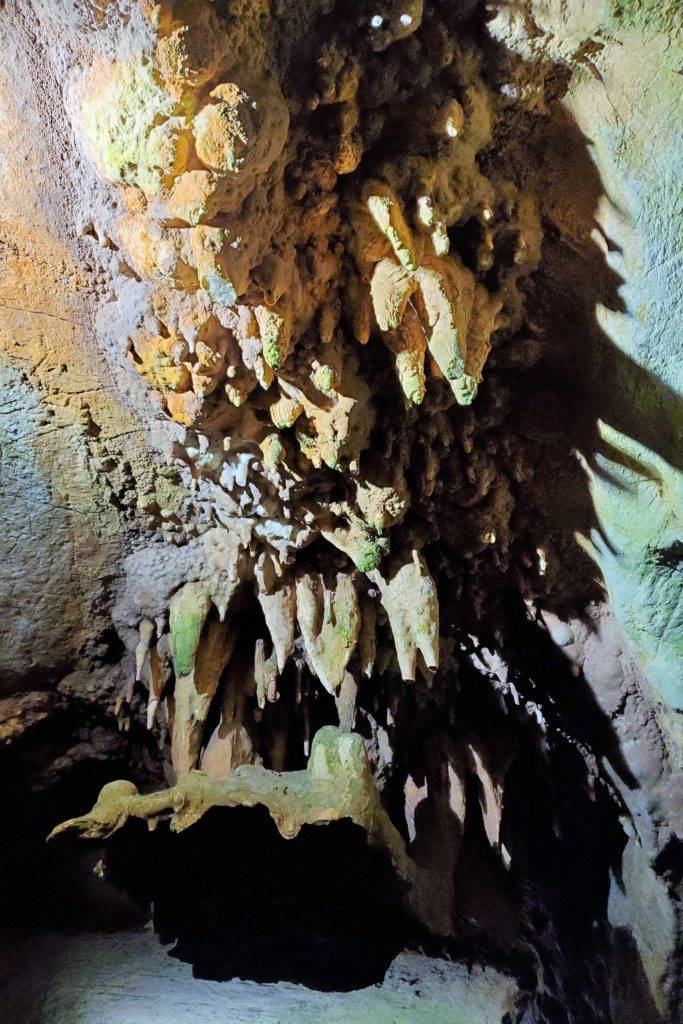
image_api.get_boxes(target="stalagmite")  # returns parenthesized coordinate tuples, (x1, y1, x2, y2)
(300, 672, 311, 757)
(201, 721, 253, 781)
(335, 671, 358, 732)
(254, 638, 279, 710)
(199, 640, 256, 779)
(358, 597, 377, 678)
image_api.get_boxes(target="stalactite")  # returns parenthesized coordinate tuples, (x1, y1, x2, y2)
(296, 572, 360, 694)
(48, 0, 545, 934)
(369, 555, 440, 681)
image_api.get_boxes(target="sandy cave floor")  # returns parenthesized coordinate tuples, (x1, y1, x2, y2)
(0, 925, 518, 1024)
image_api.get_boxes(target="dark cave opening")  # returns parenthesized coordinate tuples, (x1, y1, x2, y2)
(87, 808, 416, 991)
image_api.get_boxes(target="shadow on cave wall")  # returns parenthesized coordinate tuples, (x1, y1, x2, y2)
(479, 8, 681, 464)
(470, 23, 682, 631)
(370, 651, 631, 1023)
(353, 15, 681, 1016)
(475, 35, 679, 1013)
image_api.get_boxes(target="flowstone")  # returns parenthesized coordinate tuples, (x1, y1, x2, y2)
(50, 725, 413, 883)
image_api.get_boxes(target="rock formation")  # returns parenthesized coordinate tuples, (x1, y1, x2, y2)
(19, 0, 546, 790)
(0, 2, 680, 1022)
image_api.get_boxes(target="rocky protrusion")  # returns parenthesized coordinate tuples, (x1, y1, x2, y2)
(296, 572, 361, 694)
(370, 555, 439, 681)
(50, 727, 413, 882)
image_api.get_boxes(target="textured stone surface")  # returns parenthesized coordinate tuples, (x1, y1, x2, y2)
(489, 0, 683, 712)
(0, 2, 681, 1022)
(50, 726, 414, 884)
(0, 928, 520, 1024)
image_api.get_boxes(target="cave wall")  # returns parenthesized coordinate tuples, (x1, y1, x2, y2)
(486, 6, 682, 1016)
(490, 0, 682, 711)
(1, 2, 678, 703)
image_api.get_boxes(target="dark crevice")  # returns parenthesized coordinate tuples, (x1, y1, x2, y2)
(103, 809, 415, 990)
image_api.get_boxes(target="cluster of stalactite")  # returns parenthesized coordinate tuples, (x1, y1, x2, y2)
(63, 0, 542, 896)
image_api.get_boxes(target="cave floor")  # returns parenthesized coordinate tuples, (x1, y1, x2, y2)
(0, 924, 518, 1024)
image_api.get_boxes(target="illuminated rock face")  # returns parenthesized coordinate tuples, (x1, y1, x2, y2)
(48, 0, 544, 772)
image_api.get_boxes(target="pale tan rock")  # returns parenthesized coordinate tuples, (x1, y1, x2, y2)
(357, 597, 377, 679)
(51, 727, 413, 883)
(256, 573, 296, 673)
(414, 264, 467, 384)
(382, 305, 427, 406)
(134, 619, 155, 682)
(296, 572, 360, 693)
(171, 612, 236, 775)
(366, 187, 417, 271)
(351, 183, 494, 407)
(201, 721, 253, 781)
(370, 258, 415, 331)
(198, 642, 255, 779)
(201, 528, 245, 621)
(146, 633, 173, 731)
(370, 554, 439, 681)
(254, 638, 279, 710)
(335, 671, 358, 732)
(464, 285, 503, 385)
